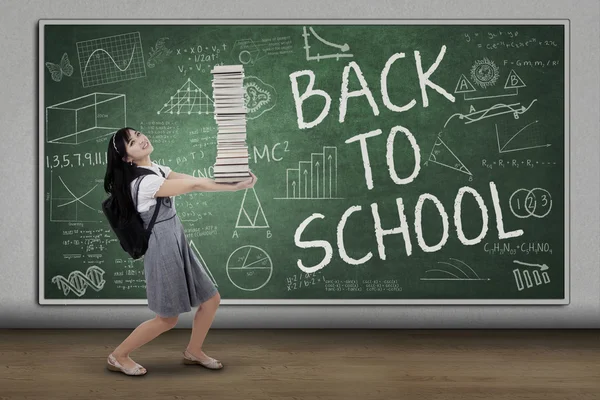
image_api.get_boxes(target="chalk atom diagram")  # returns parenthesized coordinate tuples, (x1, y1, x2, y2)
(302, 26, 353, 61)
(157, 78, 214, 115)
(76, 32, 146, 88)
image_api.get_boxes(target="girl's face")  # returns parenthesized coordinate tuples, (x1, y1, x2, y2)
(124, 129, 153, 162)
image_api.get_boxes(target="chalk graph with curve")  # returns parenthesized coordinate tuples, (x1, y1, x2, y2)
(50, 170, 103, 223)
(76, 32, 146, 88)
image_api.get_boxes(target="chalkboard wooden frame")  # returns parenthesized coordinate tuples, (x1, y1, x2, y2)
(38, 19, 569, 305)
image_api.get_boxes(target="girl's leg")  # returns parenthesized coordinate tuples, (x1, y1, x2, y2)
(186, 292, 221, 359)
(110, 315, 179, 370)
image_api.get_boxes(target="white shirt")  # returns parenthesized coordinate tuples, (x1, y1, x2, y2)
(130, 162, 172, 212)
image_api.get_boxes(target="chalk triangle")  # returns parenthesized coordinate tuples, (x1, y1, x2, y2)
(189, 240, 218, 287)
(236, 188, 269, 228)
(157, 79, 214, 115)
(454, 74, 477, 93)
(428, 136, 472, 176)
(504, 69, 526, 89)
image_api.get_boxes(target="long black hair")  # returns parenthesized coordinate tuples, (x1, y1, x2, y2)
(103, 127, 140, 220)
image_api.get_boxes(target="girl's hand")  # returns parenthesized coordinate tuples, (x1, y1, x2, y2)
(234, 172, 257, 190)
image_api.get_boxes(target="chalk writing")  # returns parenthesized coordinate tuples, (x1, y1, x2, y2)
(484, 242, 554, 256)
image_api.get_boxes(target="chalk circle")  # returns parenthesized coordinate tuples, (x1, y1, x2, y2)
(470, 58, 499, 88)
(509, 188, 552, 219)
(226, 245, 273, 291)
(238, 50, 252, 65)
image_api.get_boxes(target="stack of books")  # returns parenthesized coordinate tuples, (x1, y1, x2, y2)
(210, 64, 250, 183)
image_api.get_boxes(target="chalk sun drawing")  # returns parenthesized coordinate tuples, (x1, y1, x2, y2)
(470, 58, 500, 89)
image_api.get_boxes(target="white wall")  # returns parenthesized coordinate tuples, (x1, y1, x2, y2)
(1, 0, 598, 328)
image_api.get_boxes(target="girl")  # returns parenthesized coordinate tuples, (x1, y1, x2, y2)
(103, 127, 256, 376)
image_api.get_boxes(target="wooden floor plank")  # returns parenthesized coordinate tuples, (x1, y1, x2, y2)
(0, 329, 598, 400)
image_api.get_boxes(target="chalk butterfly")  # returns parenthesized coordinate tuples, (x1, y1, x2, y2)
(45, 53, 74, 82)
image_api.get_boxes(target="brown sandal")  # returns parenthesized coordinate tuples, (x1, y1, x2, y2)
(107, 354, 147, 376)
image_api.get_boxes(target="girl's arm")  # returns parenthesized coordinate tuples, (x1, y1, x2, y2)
(154, 173, 256, 197)
(167, 171, 195, 180)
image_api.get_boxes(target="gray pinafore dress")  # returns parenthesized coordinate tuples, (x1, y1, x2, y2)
(134, 178, 218, 317)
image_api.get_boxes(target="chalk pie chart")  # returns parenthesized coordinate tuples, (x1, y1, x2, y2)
(226, 245, 273, 291)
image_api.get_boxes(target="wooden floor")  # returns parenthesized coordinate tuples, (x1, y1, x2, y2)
(0, 329, 598, 400)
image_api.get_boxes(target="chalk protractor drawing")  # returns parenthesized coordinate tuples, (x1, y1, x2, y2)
(226, 245, 273, 291)
(302, 26, 353, 61)
(76, 32, 146, 88)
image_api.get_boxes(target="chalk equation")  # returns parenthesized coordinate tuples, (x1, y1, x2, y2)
(484, 242, 554, 256)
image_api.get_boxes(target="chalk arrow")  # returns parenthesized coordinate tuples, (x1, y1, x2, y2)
(513, 260, 549, 271)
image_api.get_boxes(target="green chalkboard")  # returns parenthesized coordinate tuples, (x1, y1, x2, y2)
(39, 20, 568, 305)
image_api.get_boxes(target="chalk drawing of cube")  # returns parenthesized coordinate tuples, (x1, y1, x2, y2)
(46, 93, 126, 144)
